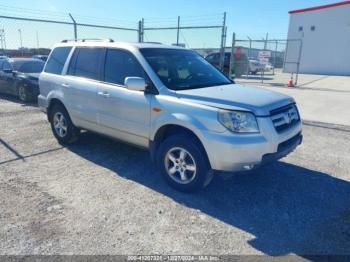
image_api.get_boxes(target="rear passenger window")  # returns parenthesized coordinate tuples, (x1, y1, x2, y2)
(68, 47, 104, 80)
(104, 49, 145, 85)
(45, 47, 72, 75)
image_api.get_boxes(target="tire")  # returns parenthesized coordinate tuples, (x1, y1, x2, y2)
(49, 104, 79, 144)
(17, 84, 31, 102)
(157, 135, 213, 192)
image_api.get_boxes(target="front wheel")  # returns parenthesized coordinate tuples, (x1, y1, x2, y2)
(18, 84, 31, 102)
(157, 135, 213, 192)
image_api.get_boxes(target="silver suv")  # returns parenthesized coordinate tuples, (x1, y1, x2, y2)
(39, 40, 302, 192)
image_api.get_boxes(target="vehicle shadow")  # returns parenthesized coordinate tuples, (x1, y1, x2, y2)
(67, 132, 350, 256)
(0, 93, 38, 107)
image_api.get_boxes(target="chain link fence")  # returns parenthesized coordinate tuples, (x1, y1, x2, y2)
(0, 5, 227, 67)
(0, 13, 139, 57)
(227, 36, 303, 87)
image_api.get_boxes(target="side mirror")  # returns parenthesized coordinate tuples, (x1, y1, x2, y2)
(124, 77, 146, 92)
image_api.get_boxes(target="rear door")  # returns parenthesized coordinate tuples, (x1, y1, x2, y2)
(96, 48, 151, 147)
(64, 47, 104, 130)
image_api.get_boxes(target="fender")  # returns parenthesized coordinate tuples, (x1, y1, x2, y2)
(45, 90, 78, 126)
(150, 112, 208, 145)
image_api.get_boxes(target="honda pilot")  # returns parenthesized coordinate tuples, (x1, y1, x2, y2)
(38, 40, 302, 192)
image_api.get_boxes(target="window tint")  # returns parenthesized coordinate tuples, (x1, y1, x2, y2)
(14, 61, 44, 73)
(45, 47, 72, 75)
(104, 49, 144, 85)
(68, 47, 104, 80)
(140, 48, 231, 91)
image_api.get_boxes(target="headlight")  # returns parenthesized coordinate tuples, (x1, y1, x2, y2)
(218, 110, 259, 133)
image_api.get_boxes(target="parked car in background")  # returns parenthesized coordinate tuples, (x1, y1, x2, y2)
(205, 51, 230, 75)
(39, 40, 302, 192)
(248, 59, 265, 75)
(0, 58, 44, 102)
(205, 52, 265, 76)
(32, 55, 49, 62)
(264, 63, 274, 72)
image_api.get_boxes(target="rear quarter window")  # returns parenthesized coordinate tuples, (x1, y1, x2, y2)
(45, 46, 72, 75)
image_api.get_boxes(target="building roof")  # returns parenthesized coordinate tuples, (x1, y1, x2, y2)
(289, 1, 350, 14)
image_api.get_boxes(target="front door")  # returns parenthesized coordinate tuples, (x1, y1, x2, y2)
(96, 48, 151, 147)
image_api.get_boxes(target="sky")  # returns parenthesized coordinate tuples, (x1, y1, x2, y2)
(0, 0, 338, 49)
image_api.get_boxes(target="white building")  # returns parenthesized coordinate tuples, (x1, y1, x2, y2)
(285, 1, 350, 76)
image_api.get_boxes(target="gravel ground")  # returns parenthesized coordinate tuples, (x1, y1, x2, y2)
(0, 94, 350, 256)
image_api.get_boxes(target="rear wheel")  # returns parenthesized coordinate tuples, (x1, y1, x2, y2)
(49, 104, 79, 144)
(157, 135, 213, 192)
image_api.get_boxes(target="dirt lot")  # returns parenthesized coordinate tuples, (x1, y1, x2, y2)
(1, 95, 350, 256)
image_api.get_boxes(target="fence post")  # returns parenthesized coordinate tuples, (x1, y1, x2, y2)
(261, 33, 268, 84)
(273, 40, 277, 75)
(247, 36, 252, 78)
(69, 13, 77, 40)
(138, 20, 142, 42)
(219, 12, 227, 72)
(176, 16, 180, 45)
(229, 32, 235, 80)
(141, 18, 144, 42)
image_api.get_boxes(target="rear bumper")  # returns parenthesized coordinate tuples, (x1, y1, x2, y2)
(37, 94, 48, 113)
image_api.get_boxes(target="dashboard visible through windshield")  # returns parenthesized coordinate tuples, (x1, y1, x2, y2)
(140, 48, 232, 91)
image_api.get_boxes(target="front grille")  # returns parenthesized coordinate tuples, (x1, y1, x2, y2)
(270, 104, 300, 133)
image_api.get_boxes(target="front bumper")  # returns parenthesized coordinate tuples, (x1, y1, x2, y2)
(261, 132, 302, 165)
(201, 117, 302, 172)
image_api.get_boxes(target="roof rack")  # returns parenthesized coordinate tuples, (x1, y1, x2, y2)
(143, 41, 162, 44)
(61, 38, 114, 43)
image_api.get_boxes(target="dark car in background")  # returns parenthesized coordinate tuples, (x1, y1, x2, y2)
(0, 58, 45, 102)
(32, 55, 49, 62)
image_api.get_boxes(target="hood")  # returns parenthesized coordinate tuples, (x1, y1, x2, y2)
(175, 84, 294, 116)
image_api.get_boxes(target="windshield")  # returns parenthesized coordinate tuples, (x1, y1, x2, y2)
(140, 48, 231, 90)
(13, 60, 44, 73)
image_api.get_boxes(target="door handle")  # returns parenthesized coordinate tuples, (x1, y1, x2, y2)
(61, 83, 69, 88)
(98, 91, 110, 98)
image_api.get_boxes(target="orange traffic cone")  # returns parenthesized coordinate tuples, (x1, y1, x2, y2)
(288, 73, 295, 87)
(288, 79, 294, 87)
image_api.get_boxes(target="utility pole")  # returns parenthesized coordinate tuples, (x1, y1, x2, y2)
(18, 29, 23, 56)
